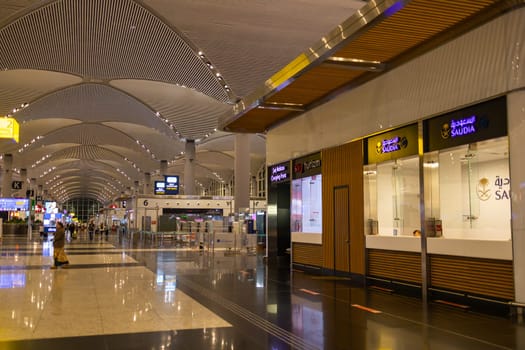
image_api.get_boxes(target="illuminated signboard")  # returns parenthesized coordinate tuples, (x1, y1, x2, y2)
(0, 198, 29, 211)
(425, 96, 507, 152)
(292, 153, 322, 179)
(365, 124, 418, 164)
(0, 118, 19, 143)
(154, 181, 166, 195)
(44, 201, 58, 214)
(269, 162, 290, 184)
(164, 175, 179, 195)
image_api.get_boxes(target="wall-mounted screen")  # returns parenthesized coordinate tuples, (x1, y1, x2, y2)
(44, 201, 58, 214)
(0, 198, 29, 211)
(164, 175, 180, 195)
(154, 181, 166, 195)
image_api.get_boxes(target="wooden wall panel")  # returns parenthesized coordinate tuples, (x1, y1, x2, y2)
(293, 242, 323, 267)
(322, 139, 365, 274)
(367, 249, 422, 284)
(430, 255, 514, 300)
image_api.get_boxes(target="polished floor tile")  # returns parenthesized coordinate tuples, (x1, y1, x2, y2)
(1, 232, 525, 349)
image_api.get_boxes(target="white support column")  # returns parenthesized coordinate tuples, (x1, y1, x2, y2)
(184, 140, 196, 195)
(134, 180, 140, 196)
(509, 90, 525, 304)
(1, 154, 13, 197)
(234, 134, 250, 212)
(143, 173, 151, 195)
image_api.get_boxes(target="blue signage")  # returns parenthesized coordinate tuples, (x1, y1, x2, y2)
(0, 198, 29, 211)
(164, 175, 179, 195)
(154, 181, 166, 195)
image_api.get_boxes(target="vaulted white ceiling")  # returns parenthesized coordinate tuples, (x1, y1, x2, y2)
(0, 0, 366, 202)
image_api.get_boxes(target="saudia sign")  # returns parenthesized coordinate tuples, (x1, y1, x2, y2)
(425, 96, 507, 152)
(366, 124, 417, 164)
(376, 136, 408, 154)
(441, 115, 480, 139)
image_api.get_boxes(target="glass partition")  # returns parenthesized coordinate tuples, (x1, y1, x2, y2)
(424, 136, 510, 240)
(291, 175, 322, 234)
(364, 155, 420, 236)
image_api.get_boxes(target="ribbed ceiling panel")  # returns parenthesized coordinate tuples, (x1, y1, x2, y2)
(0, 69, 81, 115)
(111, 79, 231, 140)
(43, 123, 141, 150)
(54, 145, 124, 162)
(16, 84, 174, 137)
(0, 0, 230, 102)
(145, 0, 365, 97)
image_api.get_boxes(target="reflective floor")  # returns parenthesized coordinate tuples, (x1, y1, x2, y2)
(1, 231, 524, 349)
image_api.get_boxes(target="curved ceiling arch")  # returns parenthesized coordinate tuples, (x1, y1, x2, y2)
(15, 83, 174, 136)
(0, 69, 83, 116)
(17, 122, 160, 172)
(110, 79, 232, 141)
(0, 0, 233, 102)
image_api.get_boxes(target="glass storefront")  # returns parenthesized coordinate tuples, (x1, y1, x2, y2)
(364, 156, 420, 236)
(291, 175, 323, 234)
(363, 124, 420, 237)
(291, 153, 322, 243)
(424, 136, 510, 240)
(423, 96, 509, 242)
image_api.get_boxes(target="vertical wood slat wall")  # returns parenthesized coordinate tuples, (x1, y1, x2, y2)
(322, 140, 365, 275)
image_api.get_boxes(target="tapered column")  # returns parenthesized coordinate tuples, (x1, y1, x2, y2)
(1, 154, 13, 197)
(234, 134, 250, 212)
(134, 180, 140, 196)
(143, 173, 151, 195)
(160, 160, 168, 176)
(184, 140, 196, 195)
(20, 169, 27, 197)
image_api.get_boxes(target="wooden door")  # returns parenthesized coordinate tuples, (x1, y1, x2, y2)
(334, 185, 350, 273)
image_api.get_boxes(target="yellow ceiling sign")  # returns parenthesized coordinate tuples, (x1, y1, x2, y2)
(267, 53, 310, 90)
(0, 118, 19, 143)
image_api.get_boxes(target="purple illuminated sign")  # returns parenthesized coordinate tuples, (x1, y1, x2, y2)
(382, 136, 401, 153)
(451, 116, 476, 138)
(377, 136, 408, 154)
(270, 164, 289, 183)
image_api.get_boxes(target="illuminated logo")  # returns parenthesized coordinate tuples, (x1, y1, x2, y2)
(442, 115, 477, 139)
(376, 136, 408, 154)
(294, 159, 321, 174)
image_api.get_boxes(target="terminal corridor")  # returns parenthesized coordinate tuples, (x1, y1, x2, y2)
(0, 232, 524, 350)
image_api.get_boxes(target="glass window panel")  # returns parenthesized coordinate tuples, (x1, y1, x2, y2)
(364, 156, 420, 236)
(291, 175, 322, 233)
(425, 136, 510, 240)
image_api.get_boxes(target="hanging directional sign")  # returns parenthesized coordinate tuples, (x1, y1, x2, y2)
(11, 181, 23, 190)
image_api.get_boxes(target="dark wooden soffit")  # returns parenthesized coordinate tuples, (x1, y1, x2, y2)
(221, 0, 521, 133)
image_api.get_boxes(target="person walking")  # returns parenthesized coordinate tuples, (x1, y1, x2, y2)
(52, 221, 69, 268)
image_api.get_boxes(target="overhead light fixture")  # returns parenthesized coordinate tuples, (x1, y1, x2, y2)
(325, 57, 386, 72)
